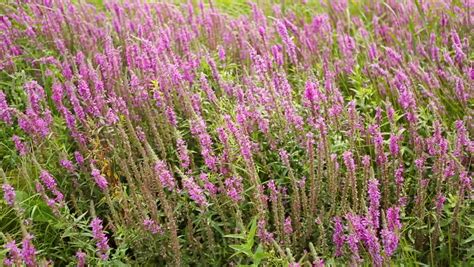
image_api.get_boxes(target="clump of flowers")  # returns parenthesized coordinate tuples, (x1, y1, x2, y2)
(0, 0, 472, 265)
(143, 219, 163, 235)
(91, 168, 108, 191)
(2, 183, 15, 206)
(90, 218, 110, 261)
(183, 176, 208, 207)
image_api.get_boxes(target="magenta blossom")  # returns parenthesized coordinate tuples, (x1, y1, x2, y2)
(91, 218, 110, 260)
(2, 183, 15, 206)
(91, 168, 108, 191)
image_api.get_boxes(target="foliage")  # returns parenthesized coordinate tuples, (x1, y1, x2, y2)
(0, 0, 472, 266)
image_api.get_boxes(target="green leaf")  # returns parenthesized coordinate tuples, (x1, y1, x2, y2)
(246, 217, 258, 250)
(461, 234, 474, 245)
(224, 234, 246, 240)
(253, 244, 268, 265)
(229, 244, 251, 257)
(110, 260, 130, 267)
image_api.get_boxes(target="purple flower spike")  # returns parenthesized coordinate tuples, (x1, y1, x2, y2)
(2, 183, 15, 206)
(91, 218, 110, 261)
(91, 168, 108, 191)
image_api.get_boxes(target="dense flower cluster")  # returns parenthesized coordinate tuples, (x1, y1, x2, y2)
(0, 0, 472, 265)
(3, 235, 37, 267)
(2, 183, 15, 206)
(90, 218, 110, 261)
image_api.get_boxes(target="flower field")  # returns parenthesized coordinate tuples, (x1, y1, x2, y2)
(0, 0, 472, 266)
